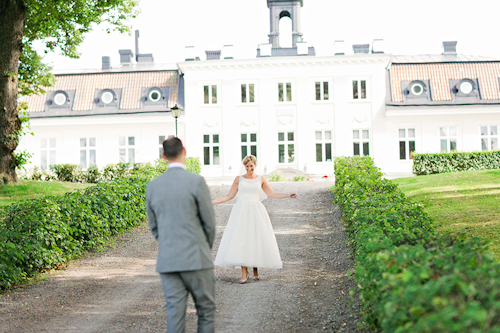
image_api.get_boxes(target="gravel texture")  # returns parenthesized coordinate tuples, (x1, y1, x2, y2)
(0, 181, 368, 333)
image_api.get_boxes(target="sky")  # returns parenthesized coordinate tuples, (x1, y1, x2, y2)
(41, 0, 500, 71)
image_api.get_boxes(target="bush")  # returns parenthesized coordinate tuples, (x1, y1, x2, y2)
(333, 156, 500, 332)
(0, 157, 202, 289)
(51, 164, 79, 182)
(293, 175, 307, 181)
(267, 170, 288, 182)
(413, 150, 500, 175)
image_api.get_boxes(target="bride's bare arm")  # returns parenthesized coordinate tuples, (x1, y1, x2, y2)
(261, 177, 299, 199)
(212, 177, 239, 204)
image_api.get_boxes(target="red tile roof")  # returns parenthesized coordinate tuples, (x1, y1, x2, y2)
(390, 62, 500, 102)
(23, 70, 179, 112)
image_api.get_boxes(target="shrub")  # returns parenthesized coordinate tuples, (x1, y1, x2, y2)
(268, 170, 288, 182)
(51, 164, 79, 182)
(293, 175, 307, 181)
(333, 156, 500, 332)
(413, 150, 500, 175)
(0, 158, 202, 289)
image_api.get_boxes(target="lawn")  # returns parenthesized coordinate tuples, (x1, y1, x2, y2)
(0, 180, 93, 206)
(393, 169, 500, 259)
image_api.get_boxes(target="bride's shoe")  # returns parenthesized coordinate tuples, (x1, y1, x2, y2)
(239, 274, 250, 284)
(253, 276, 260, 281)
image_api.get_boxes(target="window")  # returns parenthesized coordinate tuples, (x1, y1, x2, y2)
(278, 82, 292, 102)
(439, 127, 457, 152)
(241, 84, 255, 103)
(158, 135, 175, 159)
(241, 133, 257, 160)
(40, 138, 56, 170)
(203, 85, 217, 104)
(203, 134, 220, 166)
(278, 132, 295, 163)
(119, 136, 135, 164)
(353, 130, 369, 156)
(480, 126, 498, 151)
(315, 82, 329, 101)
(315, 131, 333, 162)
(399, 129, 416, 160)
(80, 138, 96, 169)
(352, 80, 367, 99)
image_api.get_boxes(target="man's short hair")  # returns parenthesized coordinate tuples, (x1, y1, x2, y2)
(163, 137, 184, 159)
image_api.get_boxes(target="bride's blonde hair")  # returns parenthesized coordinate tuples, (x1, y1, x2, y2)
(243, 155, 257, 165)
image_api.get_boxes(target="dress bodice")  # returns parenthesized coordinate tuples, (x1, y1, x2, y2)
(238, 175, 262, 201)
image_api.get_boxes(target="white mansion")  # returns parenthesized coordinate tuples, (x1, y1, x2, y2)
(18, 0, 500, 181)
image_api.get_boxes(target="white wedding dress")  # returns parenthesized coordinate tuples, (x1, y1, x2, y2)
(214, 175, 283, 269)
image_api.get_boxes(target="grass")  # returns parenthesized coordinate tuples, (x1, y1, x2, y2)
(0, 180, 93, 206)
(393, 169, 500, 259)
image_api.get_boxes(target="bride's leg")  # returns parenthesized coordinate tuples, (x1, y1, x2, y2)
(241, 266, 249, 280)
(253, 267, 259, 280)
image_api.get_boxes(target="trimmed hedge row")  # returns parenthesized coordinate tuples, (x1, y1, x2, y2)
(413, 150, 500, 175)
(0, 158, 201, 289)
(333, 156, 500, 332)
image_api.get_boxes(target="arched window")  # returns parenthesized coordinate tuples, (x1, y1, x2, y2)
(278, 12, 292, 48)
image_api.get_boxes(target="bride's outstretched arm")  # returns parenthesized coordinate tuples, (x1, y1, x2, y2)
(262, 177, 299, 199)
(212, 177, 239, 204)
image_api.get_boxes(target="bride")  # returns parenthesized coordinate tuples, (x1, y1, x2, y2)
(212, 155, 299, 284)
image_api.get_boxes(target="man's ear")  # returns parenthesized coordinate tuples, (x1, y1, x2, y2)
(162, 153, 168, 161)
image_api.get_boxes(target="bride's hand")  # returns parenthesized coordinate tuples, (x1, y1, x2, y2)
(290, 193, 299, 199)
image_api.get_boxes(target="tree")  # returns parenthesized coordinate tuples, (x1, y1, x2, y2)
(0, 0, 138, 184)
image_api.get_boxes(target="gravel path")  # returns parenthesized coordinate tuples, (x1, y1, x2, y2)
(0, 181, 367, 333)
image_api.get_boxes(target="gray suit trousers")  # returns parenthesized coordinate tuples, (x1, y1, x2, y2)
(160, 269, 215, 333)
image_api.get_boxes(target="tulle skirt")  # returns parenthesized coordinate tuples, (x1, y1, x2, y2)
(214, 199, 282, 269)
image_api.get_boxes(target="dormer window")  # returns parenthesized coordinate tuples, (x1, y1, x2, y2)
(410, 82, 424, 96)
(100, 90, 115, 104)
(148, 89, 162, 102)
(401, 80, 430, 102)
(449, 78, 479, 100)
(53, 92, 68, 105)
(94, 88, 121, 109)
(459, 81, 473, 94)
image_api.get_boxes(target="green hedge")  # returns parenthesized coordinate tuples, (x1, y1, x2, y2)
(413, 150, 500, 175)
(333, 156, 500, 332)
(0, 158, 201, 289)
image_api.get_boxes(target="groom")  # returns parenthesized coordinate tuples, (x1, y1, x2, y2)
(146, 137, 216, 333)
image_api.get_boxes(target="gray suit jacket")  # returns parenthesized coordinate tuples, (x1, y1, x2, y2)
(146, 167, 216, 273)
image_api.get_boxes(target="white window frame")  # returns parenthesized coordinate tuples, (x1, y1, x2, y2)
(80, 137, 96, 169)
(315, 130, 333, 162)
(119, 136, 136, 164)
(278, 132, 295, 164)
(353, 129, 370, 156)
(203, 134, 220, 166)
(352, 79, 368, 100)
(439, 126, 457, 153)
(314, 81, 330, 101)
(203, 84, 218, 105)
(240, 83, 256, 104)
(398, 128, 416, 160)
(240, 133, 257, 160)
(480, 125, 499, 151)
(278, 82, 293, 102)
(40, 138, 56, 170)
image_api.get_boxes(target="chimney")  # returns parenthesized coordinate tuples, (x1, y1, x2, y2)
(205, 50, 221, 60)
(184, 46, 197, 61)
(442, 41, 457, 55)
(222, 45, 234, 59)
(334, 40, 345, 55)
(119, 49, 134, 66)
(135, 30, 140, 61)
(134, 29, 154, 63)
(353, 44, 370, 54)
(102, 56, 111, 70)
(372, 39, 384, 54)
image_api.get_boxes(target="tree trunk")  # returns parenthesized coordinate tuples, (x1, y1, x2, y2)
(0, 0, 25, 184)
